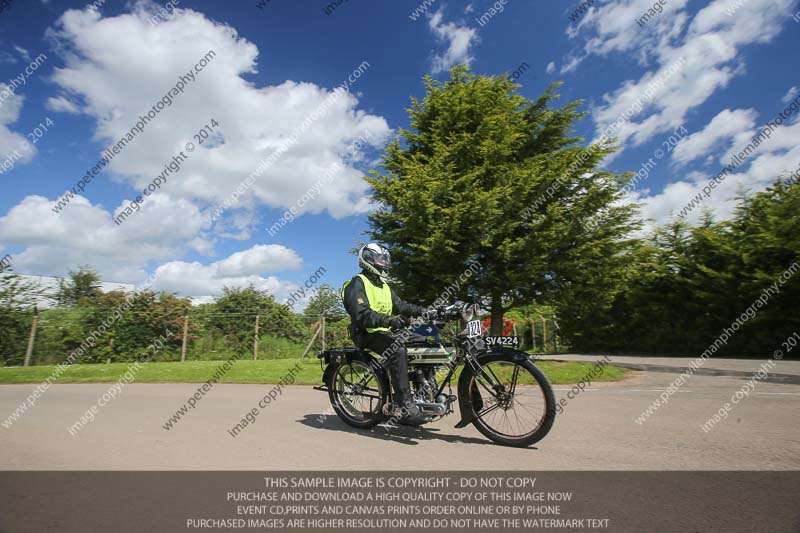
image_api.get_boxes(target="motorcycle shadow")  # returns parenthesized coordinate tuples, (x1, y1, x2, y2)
(297, 414, 500, 447)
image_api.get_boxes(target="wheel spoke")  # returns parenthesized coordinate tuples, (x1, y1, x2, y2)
(333, 361, 384, 421)
(471, 361, 548, 440)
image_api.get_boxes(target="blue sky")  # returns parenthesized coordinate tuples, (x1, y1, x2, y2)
(0, 0, 798, 306)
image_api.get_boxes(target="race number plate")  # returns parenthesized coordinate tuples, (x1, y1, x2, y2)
(466, 320, 482, 338)
(485, 336, 520, 347)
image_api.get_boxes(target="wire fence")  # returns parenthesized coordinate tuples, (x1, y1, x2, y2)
(3, 308, 563, 367)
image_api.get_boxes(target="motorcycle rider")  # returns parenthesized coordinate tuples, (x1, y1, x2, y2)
(341, 243, 432, 425)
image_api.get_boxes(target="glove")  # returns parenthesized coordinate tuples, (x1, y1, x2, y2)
(421, 308, 440, 321)
(385, 315, 410, 330)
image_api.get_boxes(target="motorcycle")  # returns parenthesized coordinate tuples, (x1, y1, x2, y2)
(315, 303, 556, 447)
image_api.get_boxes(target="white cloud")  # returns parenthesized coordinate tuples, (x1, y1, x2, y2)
(13, 46, 31, 62)
(0, 193, 306, 303)
(635, 117, 800, 227)
(45, 95, 81, 114)
(428, 8, 478, 74)
(150, 245, 303, 302)
(782, 86, 799, 104)
(567, 0, 793, 154)
(45, 2, 391, 229)
(214, 244, 301, 277)
(672, 108, 757, 165)
(0, 193, 207, 282)
(565, 0, 690, 71)
(545, 61, 555, 75)
(0, 88, 36, 167)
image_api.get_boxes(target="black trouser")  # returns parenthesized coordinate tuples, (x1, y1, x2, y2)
(353, 330, 411, 403)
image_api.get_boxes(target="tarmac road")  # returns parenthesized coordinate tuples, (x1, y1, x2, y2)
(1, 369, 798, 470)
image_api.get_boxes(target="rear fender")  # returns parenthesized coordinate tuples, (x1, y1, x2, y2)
(320, 348, 382, 386)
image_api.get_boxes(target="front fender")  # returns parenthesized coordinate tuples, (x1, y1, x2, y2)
(454, 347, 533, 428)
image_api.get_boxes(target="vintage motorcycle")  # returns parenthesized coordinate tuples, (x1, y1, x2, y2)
(315, 303, 556, 447)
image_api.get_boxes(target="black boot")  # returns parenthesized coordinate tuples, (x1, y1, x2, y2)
(386, 360, 427, 426)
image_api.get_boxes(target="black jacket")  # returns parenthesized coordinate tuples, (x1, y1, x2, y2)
(343, 271, 426, 332)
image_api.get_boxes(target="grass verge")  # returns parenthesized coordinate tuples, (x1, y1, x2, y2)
(0, 358, 628, 385)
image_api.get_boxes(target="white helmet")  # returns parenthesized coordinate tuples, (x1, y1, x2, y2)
(359, 243, 391, 279)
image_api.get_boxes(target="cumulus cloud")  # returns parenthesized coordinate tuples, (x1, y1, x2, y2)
(565, 0, 690, 69)
(45, 95, 81, 114)
(45, 1, 391, 227)
(635, 116, 800, 227)
(0, 88, 36, 167)
(559, 0, 797, 227)
(0, 193, 307, 303)
(545, 61, 555, 74)
(567, 0, 793, 153)
(0, 193, 207, 282)
(150, 245, 303, 302)
(428, 8, 478, 73)
(672, 108, 758, 165)
(214, 244, 301, 277)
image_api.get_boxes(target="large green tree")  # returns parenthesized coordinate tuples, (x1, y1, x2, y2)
(366, 67, 641, 333)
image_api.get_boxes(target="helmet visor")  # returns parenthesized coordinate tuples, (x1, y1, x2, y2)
(363, 246, 390, 274)
(373, 249, 390, 270)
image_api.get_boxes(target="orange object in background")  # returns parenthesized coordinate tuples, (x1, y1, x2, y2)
(482, 316, 515, 336)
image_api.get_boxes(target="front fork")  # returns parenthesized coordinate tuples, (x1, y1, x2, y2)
(454, 347, 517, 428)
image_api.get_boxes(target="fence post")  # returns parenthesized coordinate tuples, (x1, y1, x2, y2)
(180, 312, 189, 362)
(530, 319, 536, 352)
(321, 316, 326, 353)
(554, 319, 559, 353)
(253, 314, 260, 361)
(24, 307, 39, 367)
(301, 321, 322, 360)
(542, 318, 547, 352)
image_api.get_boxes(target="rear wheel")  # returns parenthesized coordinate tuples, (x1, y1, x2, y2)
(327, 359, 387, 429)
(467, 354, 555, 447)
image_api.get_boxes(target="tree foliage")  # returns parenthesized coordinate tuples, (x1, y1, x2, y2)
(304, 284, 346, 320)
(207, 285, 306, 354)
(366, 66, 640, 333)
(558, 181, 800, 356)
(56, 266, 102, 307)
(0, 262, 44, 365)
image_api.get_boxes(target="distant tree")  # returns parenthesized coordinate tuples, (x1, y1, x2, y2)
(56, 266, 101, 307)
(0, 263, 42, 309)
(558, 180, 799, 357)
(304, 284, 346, 320)
(210, 285, 305, 353)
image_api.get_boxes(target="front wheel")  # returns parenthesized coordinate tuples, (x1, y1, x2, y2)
(326, 359, 387, 429)
(465, 354, 556, 447)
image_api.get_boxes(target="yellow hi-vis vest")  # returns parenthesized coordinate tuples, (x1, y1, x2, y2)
(342, 274, 393, 333)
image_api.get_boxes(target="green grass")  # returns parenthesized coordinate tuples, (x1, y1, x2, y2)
(0, 358, 628, 385)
